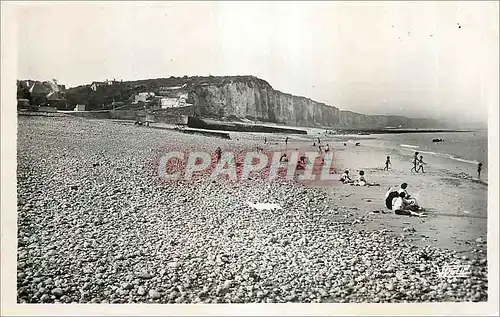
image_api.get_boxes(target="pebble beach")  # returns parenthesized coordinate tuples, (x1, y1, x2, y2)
(16, 115, 488, 304)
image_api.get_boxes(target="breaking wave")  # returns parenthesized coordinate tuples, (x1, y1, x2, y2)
(399, 145, 479, 165)
(400, 144, 420, 149)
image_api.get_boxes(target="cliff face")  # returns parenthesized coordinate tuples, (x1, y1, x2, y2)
(63, 75, 444, 128)
(188, 79, 340, 127)
(188, 77, 440, 129)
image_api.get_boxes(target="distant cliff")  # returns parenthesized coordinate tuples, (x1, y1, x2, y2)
(188, 76, 443, 129)
(64, 75, 444, 129)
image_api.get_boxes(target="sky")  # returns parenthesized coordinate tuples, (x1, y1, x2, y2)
(15, 1, 498, 125)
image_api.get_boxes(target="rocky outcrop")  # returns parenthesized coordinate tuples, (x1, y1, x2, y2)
(188, 76, 442, 129)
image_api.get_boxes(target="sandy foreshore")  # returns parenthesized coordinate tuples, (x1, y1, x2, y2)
(16, 116, 488, 303)
(269, 138, 488, 256)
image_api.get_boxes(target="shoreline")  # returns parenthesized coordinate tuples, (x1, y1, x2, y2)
(19, 111, 477, 135)
(264, 140, 487, 257)
(329, 129, 474, 134)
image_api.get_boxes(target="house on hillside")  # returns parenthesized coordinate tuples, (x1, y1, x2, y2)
(134, 92, 155, 103)
(43, 80, 67, 109)
(28, 82, 52, 106)
(29, 81, 51, 97)
(160, 98, 179, 109)
(17, 79, 68, 109)
(90, 79, 117, 91)
(46, 89, 66, 101)
(160, 94, 192, 109)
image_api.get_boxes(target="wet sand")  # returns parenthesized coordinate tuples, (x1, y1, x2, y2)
(325, 141, 487, 256)
(245, 134, 488, 258)
(141, 123, 487, 258)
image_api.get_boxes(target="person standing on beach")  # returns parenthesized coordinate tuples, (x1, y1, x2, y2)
(325, 144, 330, 153)
(317, 137, 321, 144)
(384, 156, 391, 171)
(478, 162, 483, 178)
(417, 156, 426, 173)
(411, 152, 419, 172)
(215, 147, 222, 163)
(285, 137, 289, 145)
(264, 137, 267, 144)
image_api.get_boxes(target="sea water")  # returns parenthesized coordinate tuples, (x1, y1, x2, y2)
(386, 130, 487, 166)
(359, 130, 488, 182)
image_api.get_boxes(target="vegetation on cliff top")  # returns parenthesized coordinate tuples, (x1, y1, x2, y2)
(65, 75, 272, 110)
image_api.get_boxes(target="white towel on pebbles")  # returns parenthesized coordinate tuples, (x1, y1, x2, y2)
(246, 202, 283, 210)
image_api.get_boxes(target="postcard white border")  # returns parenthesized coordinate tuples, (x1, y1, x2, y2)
(2, 1, 498, 316)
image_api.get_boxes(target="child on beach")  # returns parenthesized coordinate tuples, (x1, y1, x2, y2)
(215, 147, 222, 163)
(285, 137, 289, 145)
(478, 162, 482, 179)
(354, 171, 380, 187)
(410, 152, 419, 172)
(264, 137, 267, 144)
(358, 171, 367, 186)
(416, 156, 426, 173)
(384, 156, 391, 171)
(325, 144, 330, 153)
(340, 170, 353, 184)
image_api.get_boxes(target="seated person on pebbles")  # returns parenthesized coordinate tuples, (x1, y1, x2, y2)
(353, 170, 380, 187)
(391, 191, 426, 217)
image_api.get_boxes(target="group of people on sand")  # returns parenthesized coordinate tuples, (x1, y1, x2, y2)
(317, 143, 330, 153)
(383, 152, 427, 173)
(339, 170, 380, 187)
(410, 151, 427, 173)
(385, 183, 426, 217)
(266, 136, 333, 155)
(312, 138, 330, 152)
(339, 165, 426, 216)
(264, 136, 292, 146)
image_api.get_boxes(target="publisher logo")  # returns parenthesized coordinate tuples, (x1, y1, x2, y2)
(437, 263, 471, 278)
